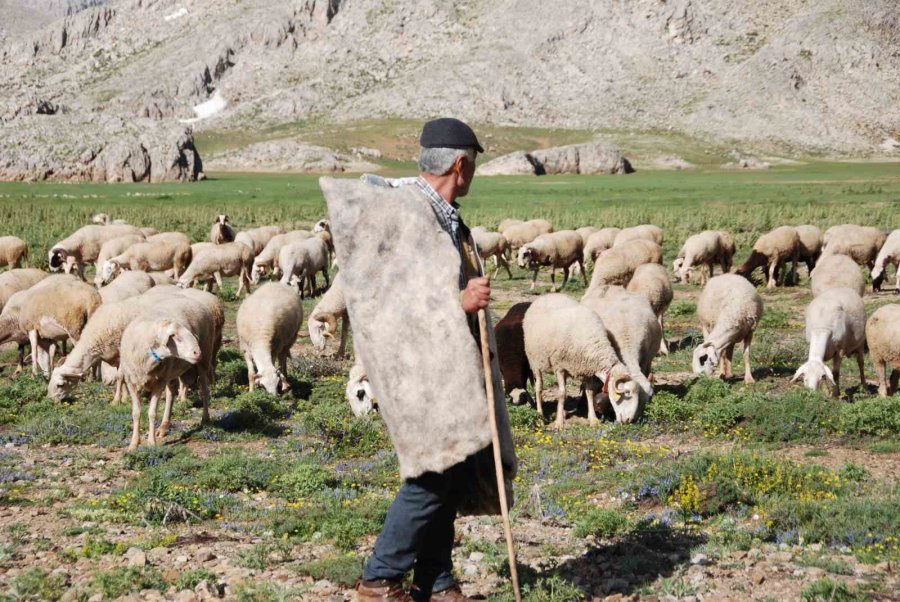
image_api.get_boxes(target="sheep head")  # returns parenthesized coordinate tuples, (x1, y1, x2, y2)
(313, 219, 331, 233)
(346, 376, 375, 417)
(49, 248, 67, 271)
(254, 367, 286, 395)
(309, 314, 337, 351)
(692, 342, 720, 376)
(672, 257, 685, 281)
(152, 321, 201, 364)
(250, 261, 267, 284)
(791, 360, 835, 392)
(517, 245, 535, 268)
(100, 260, 122, 284)
(92, 213, 110, 225)
(47, 366, 84, 401)
(603, 364, 641, 423)
(215, 214, 230, 225)
(871, 264, 884, 291)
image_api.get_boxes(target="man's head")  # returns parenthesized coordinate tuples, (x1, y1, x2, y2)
(418, 117, 483, 200)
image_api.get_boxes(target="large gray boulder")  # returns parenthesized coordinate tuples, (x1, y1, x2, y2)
(204, 139, 379, 173)
(478, 142, 633, 176)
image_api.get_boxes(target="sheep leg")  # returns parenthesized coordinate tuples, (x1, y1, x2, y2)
(199, 371, 211, 425)
(558, 265, 570, 292)
(178, 378, 188, 403)
(47, 342, 57, 379)
(831, 354, 842, 398)
(279, 353, 291, 392)
(530, 268, 538, 291)
(309, 273, 318, 297)
(554, 370, 567, 430)
(578, 258, 588, 287)
(245, 351, 256, 392)
(584, 381, 599, 427)
(890, 369, 899, 396)
(874, 361, 888, 397)
(28, 331, 39, 377)
(146, 389, 161, 447)
(113, 375, 124, 404)
(156, 386, 174, 440)
(322, 267, 330, 290)
(767, 260, 778, 289)
(127, 382, 142, 451)
(790, 253, 798, 286)
(721, 344, 734, 380)
(658, 315, 669, 355)
(855, 351, 867, 392)
(503, 255, 514, 279)
(337, 318, 348, 359)
(742, 333, 755, 384)
(534, 371, 544, 417)
(213, 271, 224, 294)
(13, 343, 25, 378)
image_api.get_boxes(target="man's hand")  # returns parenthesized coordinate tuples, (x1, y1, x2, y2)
(461, 276, 491, 314)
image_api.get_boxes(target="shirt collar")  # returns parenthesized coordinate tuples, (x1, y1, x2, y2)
(416, 176, 459, 214)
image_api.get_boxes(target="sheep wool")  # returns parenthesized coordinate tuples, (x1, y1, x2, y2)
(866, 304, 900, 397)
(236, 282, 302, 394)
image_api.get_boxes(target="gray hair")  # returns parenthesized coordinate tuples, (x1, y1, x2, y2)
(418, 147, 475, 175)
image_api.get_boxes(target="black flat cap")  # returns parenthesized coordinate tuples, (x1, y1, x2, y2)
(420, 117, 484, 154)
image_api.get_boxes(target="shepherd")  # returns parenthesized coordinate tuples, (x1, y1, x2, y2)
(320, 118, 517, 602)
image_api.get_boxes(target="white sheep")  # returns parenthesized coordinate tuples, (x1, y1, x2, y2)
(523, 293, 640, 427)
(821, 224, 886, 269)
(866, 304, 900, 397)
(308, 272, 349, 358)
(346, 362, 375, 417)
(177, 242, 254, 297)
(234, 225, 285, 256)
(692, 274, 764, 384)
(237, 282, 303, 394)
(583, 228, 621, 264)
(0, 236, 28, 270)
(251, 230, 314, 283)
(472, 229, 512, 279)
(98, 270, 156, 303)
(576, 226, 598, 246)
(872, 229, 900, 293)
(627, 263, 674, 355)
(0, 274, 61, 375)
(313, 219, 330, 234)
(791, 288, 867, 396)
(517, 230, 586, 291)
(795, 225, 823, 274)
(49, 224, 141, 279)
(674, 230, 734, 285)
(209, 215, 236, 244)
(498, 219, 523, 232)
(501, 223, 541, 251)
(0, 268, 48, 311)
(734, 225, 800, 288)
(613, 224, 664, 247)
(92, 213, 128, 225)
(100, 239, 192, 284)
(279, 236, 330, 297)
(810, 254, 866, 298)
(93, 234, 146, 287)
(588, 239, 663, 288)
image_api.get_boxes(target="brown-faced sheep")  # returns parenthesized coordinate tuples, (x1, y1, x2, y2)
(209, 215, 236, 244)
(494, 302, 534, 406)
(178, 242, 254, 297)
(49, 224, 141, 279)
(734, 225, 800, 288)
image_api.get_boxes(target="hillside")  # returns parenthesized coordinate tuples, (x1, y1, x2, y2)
(1, 0, 899, 180)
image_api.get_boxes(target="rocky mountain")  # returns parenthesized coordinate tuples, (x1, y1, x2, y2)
(0, 0, 898, 180)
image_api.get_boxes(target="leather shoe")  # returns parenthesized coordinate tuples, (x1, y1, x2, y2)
(430, 584, 473, 601)
(357, 579, 414, 601)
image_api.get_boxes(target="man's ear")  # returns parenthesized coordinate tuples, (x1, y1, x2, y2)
(453, 154, 468, 177)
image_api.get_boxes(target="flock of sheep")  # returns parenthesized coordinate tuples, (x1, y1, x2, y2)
(0, 213, 897, 449)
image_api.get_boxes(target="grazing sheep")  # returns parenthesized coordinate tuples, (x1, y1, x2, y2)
(308, 273, 349, 358)
(0, 269, 48, 311)
(0, 274, 63, 375)
(810, 254, 866, 298)
(791, 288, 867, 396)
(49, 224, 141, 279)
(498, 219, 524, 232)
(237, 282, 302, 394)
(503, 219, 553, 237)
(821, 225, 886, 269)
(118, 297, 215, 450)
(251, 230, 314, 283)
(795, 225, 824, 274)
(517, 230, 586, 291)
(209, 215, 236, 244)
(674, 230, 729, 285)
(576, 227, 598, 246)
(147, 272, 176, 286)
(0, 236, 28, 270)
(692, 274, 764, 384)
(233, 225, 285, 256)
(523, 294, 640, 427)
(98, 270, 155, 303)
(473, 229, 513, 279)
(101, 239, 192, 284)
(93, 234, 146, 287)
(346, 363, 375, 417)
(313, 219, 330, 234)
(92, 213, 128, 225)
(279, 236, 330, 297)
(139, 227, 159, 237)
(613, 224, 664, 247)
(872, 229, 900, 293)
(866, 304, 900, 397)
(494, 302, 534, 405)
(582, 290, 659, 413)
(583, 228, 621, 265)
(501, 222, 542, 251)
(734, 225, 800, 288)
(18, 277, 102, 378)
(589, 239, 663, 288)
(627, 263, 674, 355)
(177, 242, 253, 297)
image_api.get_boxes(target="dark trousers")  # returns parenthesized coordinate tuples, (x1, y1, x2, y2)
(363, 463, 463, 597)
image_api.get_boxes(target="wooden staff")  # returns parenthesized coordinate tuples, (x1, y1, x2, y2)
(477, 307, 522, 602)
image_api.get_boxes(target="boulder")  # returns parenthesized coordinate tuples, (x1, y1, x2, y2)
(477, 142, 633, 176)
(476, 151, 538, 176)
(203, 138, 379, 173)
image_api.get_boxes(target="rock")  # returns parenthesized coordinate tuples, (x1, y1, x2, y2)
(772, 551, 793, 563)
(601, 578, 629, 593)
(722, 156, 771, 170)
(468, 552, 485, 562)
(174, 555, 189, 565)
(476, 151, 540, 176)
(124, 547, 147, 567)
(173, 591, 199, 602)
(652, 155, 694, 170)
(477, 142, 633, 176)
(462, 563, 478, 576)
(195, 548, 216, 562)
(690, 553, 710, 566)
(751, 571, 766, 585)
(203, 139, 378, 173)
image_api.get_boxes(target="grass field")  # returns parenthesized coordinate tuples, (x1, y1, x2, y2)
(0, 161, 898, 601)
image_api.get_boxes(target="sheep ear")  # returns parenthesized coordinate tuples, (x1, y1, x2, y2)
(157, 322, 178, 345)
(823, 365, 836, 386)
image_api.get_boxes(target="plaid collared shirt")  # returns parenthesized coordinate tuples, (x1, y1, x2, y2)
(416, 176, 461, 254)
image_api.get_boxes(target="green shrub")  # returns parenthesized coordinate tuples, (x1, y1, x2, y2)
(508, 404, 544, 430)
(9, 568, 67, 601)
(572, 507, 628, 539)
(299, 383, 387, 457)
(801, 578, 868, 602)
(272, 462, 336, 500)
(643, 391, 698, 424)
(176, 568, 218, 591)
(297, 555, 365, 587)
(765, 498, 900, 549)
(740, 390, 839, 443)
(216, 391, 294, 433)
(683, 377, 732, 405)
(191, 451, 284, 493)
(91, 566, 166, 599)
(668, 300, 696, 317)
(839, 396, 900, 437)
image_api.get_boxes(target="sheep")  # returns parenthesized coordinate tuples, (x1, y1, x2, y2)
(209, 214, 236, 244)
(139, 227, 159, 237)
(583, 228, 621, 264)
(101, 239, 192, 284)
(821, 225, 886, 269)
(308, 273, 349, 358)
(627, 263, 674, 354)
(872, 229, 900, 293)
(0, 236, 28, 270)
(498, 218, 524, 233)
(517, 230, 586, 291)
(795, 225, 824, 274)
(734, 225, 800, 288)
(93, 234, 146, 287)
(147, 271, 176, 286)
(866, 304, 900, 397)
(501, 223, 542, 251)
(49, 224, 141, 279)
(237, 282, 302, 394)
(473, 229, 513, 279)
(177, 242, 253, 297)
(18, 277, 102, 378)
(582, 290, 659, 414)
(0, 269, 48, 311)
(233, 225, 285, 256)
(810, 254, 866, 297)
(791, 288, 867, 396)
(692, 274, 764, 384)
(576, 227, 598, 246)
(494, 302, 534, 405)
(251, 230, 314, 283)
(674, 231, 730, 285)
(523, 293, 640, 427)
(118, 296, 216, 450)
(279, 236, 330, 297)
(588, 239, 663, 288)
(0, 274, 63, 375)
(92, 213, 128, 225)
(346, 362, 376, 417)
(99, 270, 156, 303)
(613, 224, 664, 247)
(313, 219, 330, 234)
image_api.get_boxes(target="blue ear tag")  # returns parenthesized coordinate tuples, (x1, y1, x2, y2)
(150, 348, 163, 363)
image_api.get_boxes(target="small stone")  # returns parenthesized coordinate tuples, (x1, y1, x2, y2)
(462, 563, 478, 576)
(602, 578, 628, 593)
(809, 543, 823, 552)
(732, 550, 747, 560)
(174, 555, 189, 565)
(468, 552, 485, 562)
(124, 547, 147, 567)
(643, 596, 659, 602)
(173, 591, 198, 602)
(604, 594, 624, 602)
(773, 551, 793, 563)
(807, 568, 827, 580)
(751, 571, 766, 585)
(690, 553, 710, 566)
(195, 548, 216, 562)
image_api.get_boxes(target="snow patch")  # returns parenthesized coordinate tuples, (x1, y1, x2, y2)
(179, 90, 227, 124)
(164, 7, 187, 22)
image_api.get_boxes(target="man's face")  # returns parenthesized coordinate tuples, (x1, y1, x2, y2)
(455, 154, 477, 197)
